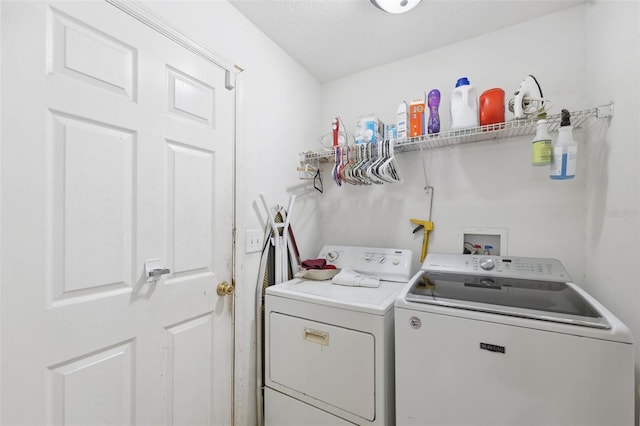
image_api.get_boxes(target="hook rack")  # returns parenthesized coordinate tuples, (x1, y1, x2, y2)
(297, 157, 323, 193)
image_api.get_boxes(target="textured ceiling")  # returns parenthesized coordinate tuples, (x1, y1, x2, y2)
(228, 0, 583, 82)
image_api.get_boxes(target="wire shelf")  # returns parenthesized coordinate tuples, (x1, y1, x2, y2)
(301, 104, 613, 162)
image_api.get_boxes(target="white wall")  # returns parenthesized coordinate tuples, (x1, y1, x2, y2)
(584, 1, 640, 422)
(320, 6, 589, 276)
(319, 1, 640, 422)
(140, 2, 323, 425)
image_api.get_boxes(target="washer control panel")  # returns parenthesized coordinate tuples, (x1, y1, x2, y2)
(422, 253, 570, 282)
(318, 245, 413, 283)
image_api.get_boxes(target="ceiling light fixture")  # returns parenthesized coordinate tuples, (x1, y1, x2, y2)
(370, 0, 422, 14)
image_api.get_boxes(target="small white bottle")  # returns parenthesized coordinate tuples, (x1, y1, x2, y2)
(531, 113, 552, 166)
(397, 101, 408, 139)
(550, 109, 577, 180)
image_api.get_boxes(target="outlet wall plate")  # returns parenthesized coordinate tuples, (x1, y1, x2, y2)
(246, 229, 263, 253)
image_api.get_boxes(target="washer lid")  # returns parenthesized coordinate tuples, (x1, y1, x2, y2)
(406, 271, 611, 329)
(266, 278, 405, 315)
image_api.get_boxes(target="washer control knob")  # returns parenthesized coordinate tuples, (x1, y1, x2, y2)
(479, 257, 495, 270)
(378, 256, 386, 264)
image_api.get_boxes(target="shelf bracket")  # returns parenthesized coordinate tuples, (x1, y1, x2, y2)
(597, 103, 614, 119)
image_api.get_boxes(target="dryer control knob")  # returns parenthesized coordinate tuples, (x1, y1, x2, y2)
(326, 251, 339, 262)
(479, 257, 495, 270)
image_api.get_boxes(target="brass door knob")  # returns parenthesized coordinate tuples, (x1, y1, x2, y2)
(217, 281, 234, 296)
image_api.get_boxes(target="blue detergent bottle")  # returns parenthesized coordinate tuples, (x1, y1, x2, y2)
(550, 109, 577, 180)
(450, 77, 479, 130)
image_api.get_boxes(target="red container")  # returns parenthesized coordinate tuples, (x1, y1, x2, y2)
(479, 88, 505, 127)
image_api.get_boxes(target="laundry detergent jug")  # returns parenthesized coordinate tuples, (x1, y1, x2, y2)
(450, 77, 479, 130)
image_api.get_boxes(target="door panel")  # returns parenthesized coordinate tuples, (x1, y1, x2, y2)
(50, 111, 135, 303)
(48, 340, 135, 426)
(1, 1, 234, 425)
(49, 6, 137, 100)
(167, 67, 215, 126)
(168, 142, 213, 275)
(166, 314, 215, 426)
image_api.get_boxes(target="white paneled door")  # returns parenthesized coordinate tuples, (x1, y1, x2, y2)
(1, 1, 234, 425)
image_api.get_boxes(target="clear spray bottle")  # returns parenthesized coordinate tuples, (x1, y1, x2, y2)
(549, 109, 577, 180)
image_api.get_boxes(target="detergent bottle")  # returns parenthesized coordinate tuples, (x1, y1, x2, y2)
(549, 109, 577, 180)
(450, 77, 479, 130)
(427, 89, 441, 134)
(531, 113, 552, 166)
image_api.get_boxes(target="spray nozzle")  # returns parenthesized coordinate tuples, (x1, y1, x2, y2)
(560, 109, 571, 126)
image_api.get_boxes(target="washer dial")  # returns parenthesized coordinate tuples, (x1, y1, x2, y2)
(479, 257, 495, 270)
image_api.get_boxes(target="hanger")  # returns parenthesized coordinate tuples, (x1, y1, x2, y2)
(313, 168, 323, 193)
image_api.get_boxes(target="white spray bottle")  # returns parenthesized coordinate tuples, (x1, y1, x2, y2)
(549, 109, 577, 180)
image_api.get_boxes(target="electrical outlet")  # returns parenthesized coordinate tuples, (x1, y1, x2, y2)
(246, 229, 263, 253)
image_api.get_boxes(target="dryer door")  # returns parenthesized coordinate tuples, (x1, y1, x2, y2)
(268, 312, 375, 421)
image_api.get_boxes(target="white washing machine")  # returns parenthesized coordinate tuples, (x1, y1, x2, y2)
(264, 245, 413, 426)
(394, 253, 635, 426)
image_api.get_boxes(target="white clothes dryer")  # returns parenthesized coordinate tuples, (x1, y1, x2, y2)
(264, 245, 413, 426)
(394, 253, 634, 426)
